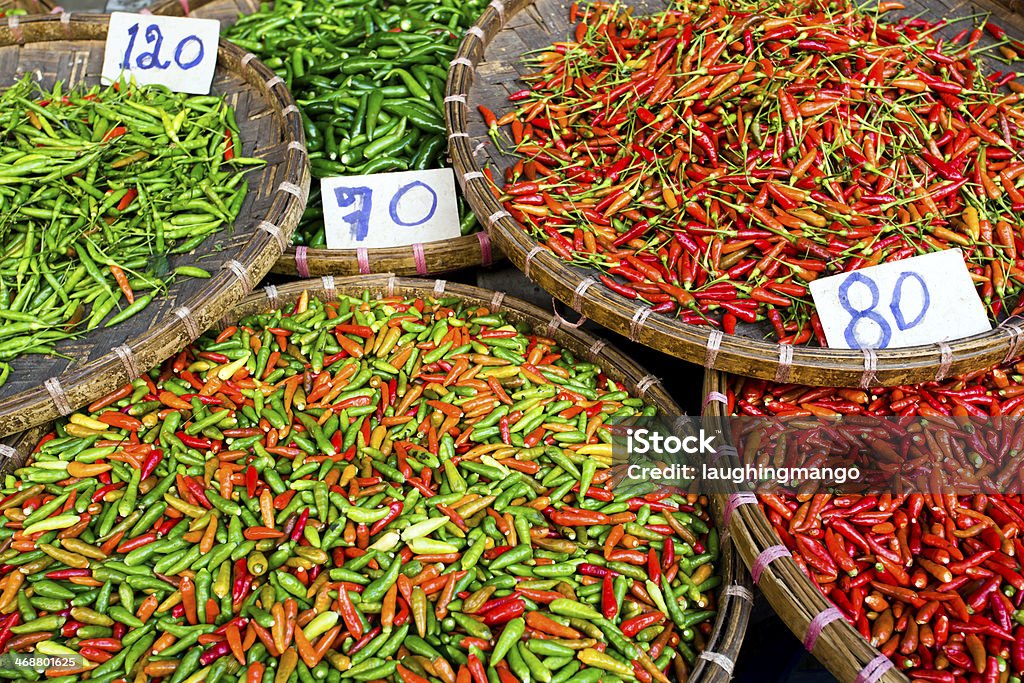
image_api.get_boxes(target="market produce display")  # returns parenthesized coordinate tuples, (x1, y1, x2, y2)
(484, 0, 1024, 344)
(0, 75, 258, 389)
(0, 290, 723, 682)
(719, 369, 1024, 682)
(223, 0, 482, 249)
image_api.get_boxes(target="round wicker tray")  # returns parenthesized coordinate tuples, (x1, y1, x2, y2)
(0, 13, 309, 437)
(445, 0, 1024, 388)
(701, 369, 906, 683)
(146, 0, 500, 278)
(1, 273, 752, 683)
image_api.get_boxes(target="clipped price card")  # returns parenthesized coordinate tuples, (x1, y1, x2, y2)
(322, 169, 460, 250)
(102, 12, 220, 95)
(809, 248, 991, 350)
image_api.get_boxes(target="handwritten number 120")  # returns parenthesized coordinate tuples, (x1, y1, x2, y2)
(122, 23, 204, 71)
(839, 271, 930, 348)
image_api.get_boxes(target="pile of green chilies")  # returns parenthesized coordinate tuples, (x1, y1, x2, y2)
(0, 76, 261, 388)
(488, 0, 1024, 344)
(224, 0, 483, 248)
(0, 291, 720, 683)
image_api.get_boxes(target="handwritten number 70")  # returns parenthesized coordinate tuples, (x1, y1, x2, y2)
(122, 23, 205, 71)
(334, 187, 373, 242)
(334, 182, 439, 242)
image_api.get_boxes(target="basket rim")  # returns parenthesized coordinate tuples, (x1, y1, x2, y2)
(0, 12, 309, 437)
(272, 232, 500, 278)
(1, 273, 753, 683)
(136, 0, 244, 19)
(700, 369, 908, 683)
(443, 0, 1024, 389)
(145, 0, 499, 278)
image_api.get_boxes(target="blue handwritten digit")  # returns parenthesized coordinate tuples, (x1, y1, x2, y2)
(174, 35, 204, 70)
(389, 181, 437, 227)
(839, 272, 891, 348)
(135, 24, 170, 70)
(890, 271, 929, 331)
(122, 23, 140, 69)
(334, 186, 373, 241)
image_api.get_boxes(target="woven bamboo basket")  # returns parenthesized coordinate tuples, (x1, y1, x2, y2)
(445, 0, 1024, 389)
(144, 0, 500, 278)
(0, 13, 309, 437)
(700, 369, 907, 683)
(0, 273, 752, 683)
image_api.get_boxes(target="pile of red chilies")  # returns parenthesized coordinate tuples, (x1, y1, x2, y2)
(722, 366, 1024, 682)
(484, 0, 1024, 343)
(728, 359, 1024, 491)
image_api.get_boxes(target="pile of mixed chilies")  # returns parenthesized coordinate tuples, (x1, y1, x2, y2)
(0, 292, 722, 683)
(487, 0, 1024, 343)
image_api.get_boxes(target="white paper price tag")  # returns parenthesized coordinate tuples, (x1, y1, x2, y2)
(809, 249, 991, 350)
(102, 13, 220, 95)
(322, 169, 461, 250)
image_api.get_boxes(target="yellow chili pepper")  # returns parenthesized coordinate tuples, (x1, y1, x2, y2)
(69, 413, 110, 431)
(23, 514, 81, 536)
(578, 648, 634, 676)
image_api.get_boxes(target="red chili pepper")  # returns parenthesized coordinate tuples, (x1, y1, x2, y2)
(661, 538, 675, 574)
(601, 574, 617, 619)
(369, 502, 402, 536)
(0, 613, 20, 651)
(578, 563, 618, 578)
(177, 433, 213, 450)
(102, 126, 128, 142)
(620, 611, 666, 637)
(91, 482, 125, 503)
(140, 450, 163, 481)
(517, 588, 562, 604)
(547, 507, 609, 526)
(481, 599, 525, 625)
(199, 640, 232, 666)
(466, 654, 488, 683)
(290, 508, 310, 543)
(222, 128, 235, 161)
(116, 532, 157, 554)
(478, 594, 522, 615)
(231, 559, 252, 608)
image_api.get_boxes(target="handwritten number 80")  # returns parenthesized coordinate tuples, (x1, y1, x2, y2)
(838, 271, 930, 348)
